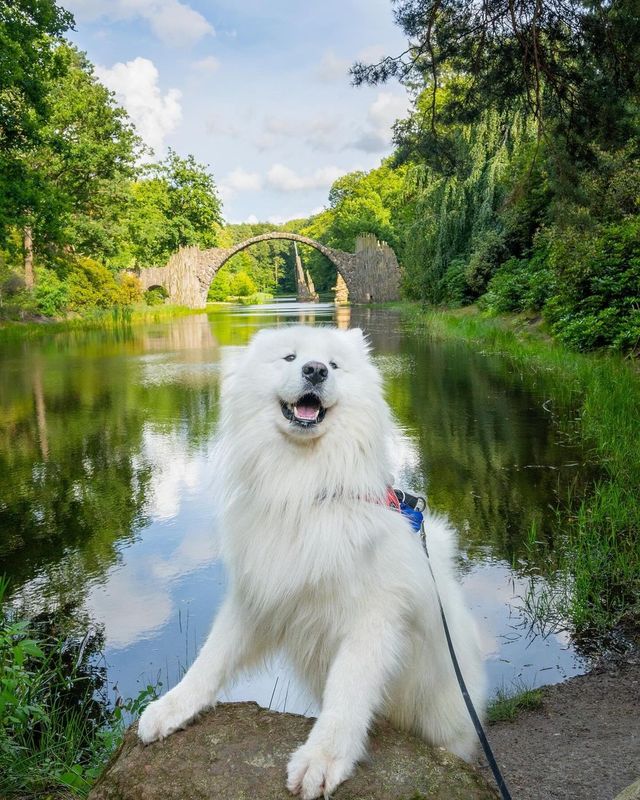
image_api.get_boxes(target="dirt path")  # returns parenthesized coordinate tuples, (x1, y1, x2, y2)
(478, 658, 640, 800)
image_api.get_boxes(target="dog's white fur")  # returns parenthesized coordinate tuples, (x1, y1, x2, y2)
(138, 325, 486, 799)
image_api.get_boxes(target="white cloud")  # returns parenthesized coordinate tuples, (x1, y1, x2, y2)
(315, 49, 350, 82)
(67, 0, 213, 47)
(266, 163, 346, 192)
(205, 116, 241, 138)
(315, 46, 385, 84)
(95, 57, 182, 155)
(350, 91, 409, 153)
(224, 167, 263, 192)
(260, 114, 340, 152)
(267, 207, 323, 224)
(192, 55, 220, 73)
(218, 168, 263, 206)
(369, 92, 409, 130)
(357, 44, 387, 64)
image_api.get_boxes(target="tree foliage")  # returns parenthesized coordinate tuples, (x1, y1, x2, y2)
(335, 0, 640, 351)
(352, 0, 640, 147)
(0, 19, 223, 318)
(124, 150, 222, 268)
(0, 0, 73, 152)
(29, 44, 139, 257)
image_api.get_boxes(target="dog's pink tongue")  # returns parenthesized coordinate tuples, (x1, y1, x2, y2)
(294, 403, 318, 421)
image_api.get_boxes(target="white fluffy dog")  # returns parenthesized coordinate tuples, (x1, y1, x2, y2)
(138, 325, 486, 799)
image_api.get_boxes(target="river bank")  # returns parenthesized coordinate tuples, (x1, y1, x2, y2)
(481, 649, 640, 799)
(0, 304, 203, 342)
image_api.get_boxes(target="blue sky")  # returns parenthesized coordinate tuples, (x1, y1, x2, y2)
(64, 0, 410, 223)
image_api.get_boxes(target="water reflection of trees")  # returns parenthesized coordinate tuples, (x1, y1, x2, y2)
(383, 335, 592, 570)
(0, 316, 221, 609)
(0, 309, 595, 616)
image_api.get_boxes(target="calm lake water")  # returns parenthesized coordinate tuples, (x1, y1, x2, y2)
(0, 301, 592, 712)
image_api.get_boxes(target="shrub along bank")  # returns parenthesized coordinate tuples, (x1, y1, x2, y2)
(0, 577, 158, 798)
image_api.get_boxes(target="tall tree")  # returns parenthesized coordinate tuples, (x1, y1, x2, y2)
(125, 150, 222, 267)
(31, 44, 140, 266)
(352, 0, 640, 149)
(0, 0, 73, 153)
(0, 0, 74, 282)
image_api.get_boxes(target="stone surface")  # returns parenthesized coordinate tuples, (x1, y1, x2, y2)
(614, 779, 640, 800)
(135, 231, 401, 308)
(477, 659, 640, 800)
(293, 242, 318, 302)
(332, 272, 349, 304)
(89, 702, 497, 800)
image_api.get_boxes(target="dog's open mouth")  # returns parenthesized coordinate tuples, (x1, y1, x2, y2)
(280, 393, 327, 427)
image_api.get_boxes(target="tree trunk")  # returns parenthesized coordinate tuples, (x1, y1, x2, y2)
(23, 226, 34, 289)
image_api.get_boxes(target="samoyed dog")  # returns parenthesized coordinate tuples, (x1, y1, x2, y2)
(138, 325, 486, 799)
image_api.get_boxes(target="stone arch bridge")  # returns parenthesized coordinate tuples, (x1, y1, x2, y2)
(135, 231, 400, 307)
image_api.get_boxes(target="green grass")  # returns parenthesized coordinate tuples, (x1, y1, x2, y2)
(405, 306, 640, 637)
(0, 577, 158, 797)
(225, 291, 274, 305)
(0, 303, 202, 342)
(487, 681, 544, 723)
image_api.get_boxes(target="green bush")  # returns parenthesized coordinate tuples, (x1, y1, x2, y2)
(0, 272, 26, 299)
(67, 258, 123, 311)
(0, 577, 159, 797)
(229, 271, 257, 297)
(34, 268, 69, 317)
(438, 259, 474, 306)
(465, 229, 509, 295)
(207, 269, 232, 302)
(481, 258, 531, 312)
(143, 285, 168, 306)
(233, 292, 273, 305)
(544, 218, 640, 351)
(118, 273, 142, 305)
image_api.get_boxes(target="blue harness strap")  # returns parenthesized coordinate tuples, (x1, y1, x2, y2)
(391, 488, 425, 532)
(400, 502, 424, 532)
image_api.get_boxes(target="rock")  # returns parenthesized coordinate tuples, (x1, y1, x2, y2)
(89, 702, 497, 800)
(615, 779, 640, 800)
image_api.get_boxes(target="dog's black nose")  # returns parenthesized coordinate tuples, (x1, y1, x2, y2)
(302, 361, 328, 385)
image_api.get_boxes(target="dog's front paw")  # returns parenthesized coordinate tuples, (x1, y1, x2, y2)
(137, 691, 198, 744)
(286, 742, 354, 800)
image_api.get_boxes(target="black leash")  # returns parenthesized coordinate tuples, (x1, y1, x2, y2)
(420, 522, 513, 800)
(394, 490, 512, 800)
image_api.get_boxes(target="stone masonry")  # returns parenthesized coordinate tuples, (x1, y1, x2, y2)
(135, 231, 401, 307)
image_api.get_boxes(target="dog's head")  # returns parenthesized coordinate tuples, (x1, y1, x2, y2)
(221, 325, 383, 442)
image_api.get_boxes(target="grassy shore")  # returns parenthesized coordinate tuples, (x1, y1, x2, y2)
(487, 681, 544, 723)
(0, 303, 203, 342)
(404, 306, 640, 638)
(0, 577, 159, 798)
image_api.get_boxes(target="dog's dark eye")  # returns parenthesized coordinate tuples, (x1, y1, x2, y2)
(284, 354, 296, 362)
(329, 360, 338, 370)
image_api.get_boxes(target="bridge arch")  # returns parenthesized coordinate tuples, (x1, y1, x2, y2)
(135, 231, 400, 308)
(199, 232, 356, 299)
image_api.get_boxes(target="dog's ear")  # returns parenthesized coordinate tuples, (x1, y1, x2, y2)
(346, 327, 372, 354)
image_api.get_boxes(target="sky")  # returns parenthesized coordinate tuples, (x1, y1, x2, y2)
(63, 0, 411, 224)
